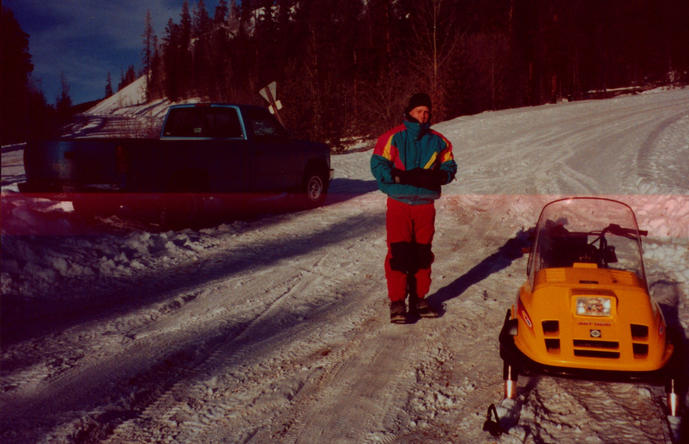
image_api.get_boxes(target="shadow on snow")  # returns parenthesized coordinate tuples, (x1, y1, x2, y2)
(428, 228, 533, 308)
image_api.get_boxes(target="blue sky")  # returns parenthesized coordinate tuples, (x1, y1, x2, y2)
(5, 1, 222, 105)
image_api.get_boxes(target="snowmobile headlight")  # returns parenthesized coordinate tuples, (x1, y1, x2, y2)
(575, 296, 612, 317)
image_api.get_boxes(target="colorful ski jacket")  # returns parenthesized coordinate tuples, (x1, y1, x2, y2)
(371, 120, 457, 205)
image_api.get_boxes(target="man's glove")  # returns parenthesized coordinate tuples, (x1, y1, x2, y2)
(391, 168, 447, 189)
(404, 168, 447, 189)
(391, 168, 410, 184)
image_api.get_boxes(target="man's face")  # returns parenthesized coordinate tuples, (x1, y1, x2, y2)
(409, 105, 430, 124)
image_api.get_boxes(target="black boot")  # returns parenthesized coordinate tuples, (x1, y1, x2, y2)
(414, 297, 440, 318)
(390, 300, 407, 324)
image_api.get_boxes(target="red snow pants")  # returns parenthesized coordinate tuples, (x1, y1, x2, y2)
(385, 197, 436, 302)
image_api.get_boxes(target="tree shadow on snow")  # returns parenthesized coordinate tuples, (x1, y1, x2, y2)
(427, 228, 533, 309)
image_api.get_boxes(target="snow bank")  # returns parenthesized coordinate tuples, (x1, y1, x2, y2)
(86, 76, 148, 115)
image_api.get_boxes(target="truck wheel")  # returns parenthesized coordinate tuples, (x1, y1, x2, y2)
(301, 169, 328, 208)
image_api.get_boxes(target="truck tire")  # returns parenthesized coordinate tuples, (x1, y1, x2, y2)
(300, 168, 328, 208)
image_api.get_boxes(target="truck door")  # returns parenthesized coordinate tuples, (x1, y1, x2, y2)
(243, 107, 299, 192)
(163, 105, 249, 193)
(203, 106, 250, 193)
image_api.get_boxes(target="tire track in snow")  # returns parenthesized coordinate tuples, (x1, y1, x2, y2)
(100, 205, 388, 442)
(1, 212, 350, 440)
(447, 92, 689, 195)
(280, 323, 417, 443)
(101, 269, 330, 442)
(636, 112, 689, 194)
(521, 376, 671, 443)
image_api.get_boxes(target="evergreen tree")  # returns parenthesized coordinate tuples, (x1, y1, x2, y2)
(214, 0, 229, 25)
(142, 10, 155, 100)
(179, 1, 193, 93)
(1, 6, 36, 143)
(105, 72, 113, 98)
(56, 72, 73, 123)
(149, 35, 163, 99)
(162, 18, 181, 100)
(192, 0, 213, 97)
(211, 0, 231, 100)
(118, 65, 137, 91)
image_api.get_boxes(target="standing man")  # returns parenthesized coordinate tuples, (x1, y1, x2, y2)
(371, 93, 457, 323)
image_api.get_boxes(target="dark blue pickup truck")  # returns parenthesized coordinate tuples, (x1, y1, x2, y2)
(20, 104, 332, 220)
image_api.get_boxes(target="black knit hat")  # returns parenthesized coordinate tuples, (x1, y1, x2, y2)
(406, 93, 432, 113)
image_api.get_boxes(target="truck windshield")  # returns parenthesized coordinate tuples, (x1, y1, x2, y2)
(163, 107, 243, 138)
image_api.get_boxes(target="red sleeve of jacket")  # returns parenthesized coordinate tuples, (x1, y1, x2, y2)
(374, 124, 405, 160)
(430, 129, 454, 164)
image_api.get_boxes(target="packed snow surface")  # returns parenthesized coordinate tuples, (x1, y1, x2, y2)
(1, 87, 688, 443)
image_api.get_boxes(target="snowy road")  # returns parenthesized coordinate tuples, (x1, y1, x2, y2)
(1, 87, 688, 443)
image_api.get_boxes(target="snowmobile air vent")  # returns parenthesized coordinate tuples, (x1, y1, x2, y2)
(545, 339, 560, 352)
(574, 350, 620, 359)
(633, 343, 649, 357)
(542, 320, 559, 335)
(630, 324, 648, 340)
(573, 339, 619, 349)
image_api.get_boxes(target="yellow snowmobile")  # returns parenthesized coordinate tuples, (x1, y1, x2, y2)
(489, 197, 682, 440)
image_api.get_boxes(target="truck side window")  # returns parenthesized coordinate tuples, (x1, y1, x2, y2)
(208, 108, 243, 138)
(245, 108, 287, 139)
(164, 107, 242, 138)
(164, 108, 203, 137)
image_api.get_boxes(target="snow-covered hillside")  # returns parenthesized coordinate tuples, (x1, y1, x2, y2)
(1, 87, 688, 443)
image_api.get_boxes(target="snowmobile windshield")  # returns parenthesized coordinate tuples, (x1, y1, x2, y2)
(527, 197, 646, 287)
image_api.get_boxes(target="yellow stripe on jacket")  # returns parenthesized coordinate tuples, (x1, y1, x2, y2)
(382, 134, 395, 160)
(423, 152, 437, 169)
